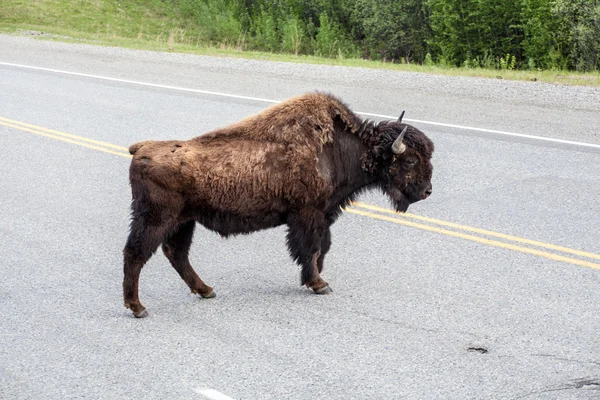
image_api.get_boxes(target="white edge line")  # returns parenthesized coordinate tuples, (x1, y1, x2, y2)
(360, 111, 600, 149)
(0, 62, 279, 104)
(2, 61, 599, 150)
(194, 387, 236, 400)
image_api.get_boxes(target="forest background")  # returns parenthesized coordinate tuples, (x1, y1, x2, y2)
(2, 0, 599, 74)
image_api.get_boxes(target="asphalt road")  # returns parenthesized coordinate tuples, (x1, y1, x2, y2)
(1, 36, 599, 400)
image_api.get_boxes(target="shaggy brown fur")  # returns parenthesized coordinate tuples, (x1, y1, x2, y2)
(123, 92, 434, 318)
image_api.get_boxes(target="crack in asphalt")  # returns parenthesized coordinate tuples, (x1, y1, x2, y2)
(532, 353, 600, 367)
(347, 308, 482, 340)
(513, 376, 600, 399)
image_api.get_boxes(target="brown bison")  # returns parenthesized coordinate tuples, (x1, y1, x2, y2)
(123, 92, 434, 317)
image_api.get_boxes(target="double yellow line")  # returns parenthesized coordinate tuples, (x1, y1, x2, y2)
(348, 203, 600, 270)
(2, 116, 599, 270)
(0, 116, 131, 158)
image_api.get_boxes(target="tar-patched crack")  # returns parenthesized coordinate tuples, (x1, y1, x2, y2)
(513, 377, 600, 399)
(572, 378, 600, 389)
(467, 346, 488, 354)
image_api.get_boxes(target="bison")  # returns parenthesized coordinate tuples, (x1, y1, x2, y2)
(123, 92, 434, 317)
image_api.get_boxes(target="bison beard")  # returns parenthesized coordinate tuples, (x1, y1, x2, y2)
(390, 189, 411, 213)
(122, 92, 434, 318)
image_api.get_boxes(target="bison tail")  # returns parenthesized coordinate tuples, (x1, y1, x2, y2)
(128, 141, 152, 155)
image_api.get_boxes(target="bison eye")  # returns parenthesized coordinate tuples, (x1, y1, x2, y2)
(404, 158, 418, 168)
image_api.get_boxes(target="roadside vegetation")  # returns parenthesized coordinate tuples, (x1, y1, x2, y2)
(1, 0, 599, 86)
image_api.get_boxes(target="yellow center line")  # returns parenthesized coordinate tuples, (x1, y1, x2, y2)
(351, 202, 600, 261)
(347, 208, 600, 270)
(2, 115, 599, 270)
(0, 120, 132, 158)
(0, 116, 130, 152)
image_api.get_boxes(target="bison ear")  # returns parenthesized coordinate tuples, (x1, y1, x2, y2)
(397, 110, 405, 123)
(391, 126, 407, 154)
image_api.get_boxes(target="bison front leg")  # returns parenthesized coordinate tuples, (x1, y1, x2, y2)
(316, 226, 331, 274)
(286, 209, 332, 294)
(162, 221, 215, 299)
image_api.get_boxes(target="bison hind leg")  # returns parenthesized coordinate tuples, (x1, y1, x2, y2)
(123, 217, 167, 318)
(162, 221, 215, 299)
(123, 210, 179, 318)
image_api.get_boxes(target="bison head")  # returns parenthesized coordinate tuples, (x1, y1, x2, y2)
(365, 112, 434, 213)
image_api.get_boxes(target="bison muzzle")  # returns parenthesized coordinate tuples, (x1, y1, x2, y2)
(123, 92, 434, 317)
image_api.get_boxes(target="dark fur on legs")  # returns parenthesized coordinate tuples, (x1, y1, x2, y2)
(286, 209, 329, 291)
(162, 221, 214, 298)
(123, 216, 171, 318)
(317, 227, 331, 274)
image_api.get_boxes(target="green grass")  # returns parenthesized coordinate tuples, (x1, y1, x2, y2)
(2, 0, 600, 87)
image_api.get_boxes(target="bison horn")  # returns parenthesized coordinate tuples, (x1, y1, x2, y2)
(398, 110, 405, 123)
(391, 126, 407, 154)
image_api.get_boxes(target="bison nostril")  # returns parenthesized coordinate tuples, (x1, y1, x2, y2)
(422, 188, 432, 199)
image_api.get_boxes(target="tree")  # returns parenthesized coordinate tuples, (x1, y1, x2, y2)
(552, 0, 600, 71)
(428, 0, 524, 67)
(352, 0, 430, 62)
(521, 0, 559, 69)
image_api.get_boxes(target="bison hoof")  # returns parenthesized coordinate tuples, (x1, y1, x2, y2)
(125, 302, 148, 318)
(201, 290, 216, 299)
(133, 308, 149, 318)
(313, 285, 332, 295)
